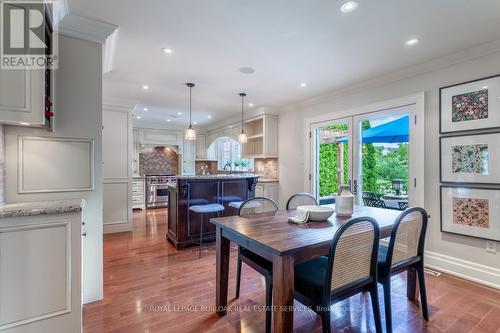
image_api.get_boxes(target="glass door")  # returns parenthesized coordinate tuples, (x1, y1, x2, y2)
(311, 117, 352, 204)
(352, 106, 414, 209)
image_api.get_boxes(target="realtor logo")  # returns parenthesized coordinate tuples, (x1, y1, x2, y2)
(0, 0, 58, 69)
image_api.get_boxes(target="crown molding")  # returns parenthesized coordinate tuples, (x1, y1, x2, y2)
(103, 96, 138, 112)
(280, 38, 500, 113)
(201, 105, 279, 132)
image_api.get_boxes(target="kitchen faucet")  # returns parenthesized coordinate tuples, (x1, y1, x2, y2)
(223, 162, 232, 172)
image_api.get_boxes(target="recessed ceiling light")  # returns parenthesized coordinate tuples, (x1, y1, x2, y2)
(141, 85, 149, 90)
(340, 1, 358, 13)
(143, 107, 148, 111)
(239, 66, 255, 74)
(207, 115, 212, 119)
(177, 112, 182, 115)
(249, 103, 254, 107)
(193, 121, 197, 125)
(162, 48, 174, 54)
(167, 119, 171, 122)
(300, 82, 307, 87)
(136, 116, 141, 119)
(405, 38, 419, 46)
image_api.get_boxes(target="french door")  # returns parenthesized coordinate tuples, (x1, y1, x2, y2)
(311, 105, 418, 208)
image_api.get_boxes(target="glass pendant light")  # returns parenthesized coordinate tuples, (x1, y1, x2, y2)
(184, 83, 196, 140)
(238, 92, 248, 144)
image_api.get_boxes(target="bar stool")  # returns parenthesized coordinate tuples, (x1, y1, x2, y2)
(228, 201, 243, 214)
(189, 203, 225, 258)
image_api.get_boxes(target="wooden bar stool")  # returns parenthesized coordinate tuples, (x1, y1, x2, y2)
(189, 204, 224, 258)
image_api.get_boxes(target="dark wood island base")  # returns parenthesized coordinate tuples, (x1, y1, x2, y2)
(167, 175, 259, 249)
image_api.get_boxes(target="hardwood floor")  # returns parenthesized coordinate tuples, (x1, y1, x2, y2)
(83, 208, 500, 333)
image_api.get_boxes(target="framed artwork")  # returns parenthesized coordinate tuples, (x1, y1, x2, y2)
(440, 74, 500, 134)
(440, 132, 500, 185)
(440, 186, 500, 241)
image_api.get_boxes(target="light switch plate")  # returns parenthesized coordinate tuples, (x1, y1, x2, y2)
(486, 241, 497, 254)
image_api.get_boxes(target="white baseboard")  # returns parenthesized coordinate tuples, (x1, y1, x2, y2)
(425, 250, 500, 290)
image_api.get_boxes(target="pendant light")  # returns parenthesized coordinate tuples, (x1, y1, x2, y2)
(184, 83, 196, 140)
(238, 93, 248, 144)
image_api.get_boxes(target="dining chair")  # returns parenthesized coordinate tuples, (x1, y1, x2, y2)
(286, 192, 318, 210)
(378, 207, 429, 333)
(398, 201, 409, 210)
(294, 217, 382, 333)
(236, 197, 279, 333)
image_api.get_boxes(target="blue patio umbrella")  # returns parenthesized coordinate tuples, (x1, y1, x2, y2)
(337, 115, 409, 143)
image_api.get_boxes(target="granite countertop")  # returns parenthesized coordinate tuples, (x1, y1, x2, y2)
(258, 178, 279, 183)
(176, 174, 260, 180)
(0, 199, 85, 218)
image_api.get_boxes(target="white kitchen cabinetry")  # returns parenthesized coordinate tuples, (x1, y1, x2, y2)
(195, 134, 207, 160)
(255, 181, 279, 203)
(0, 202, 83, 333)
(0, 3, 54, 129)
(140, 128, 178, 146)
(182, 139, 196, 175)
(132, 178, 145, 210)
(103, 103, 133, 234)
(241, 115, 278, 158)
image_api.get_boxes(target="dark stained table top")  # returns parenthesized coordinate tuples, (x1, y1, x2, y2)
(210, 205, 402, 256)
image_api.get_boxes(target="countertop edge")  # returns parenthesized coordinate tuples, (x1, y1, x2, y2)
(0, 199, 84, 219)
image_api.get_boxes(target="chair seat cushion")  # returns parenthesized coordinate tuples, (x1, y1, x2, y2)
(294, 256, 329, 302)
(189, 204, 225, 213)
(221, 196, 243, 202)
(240, 247, 272, 272)
(228, 201, 243, 209)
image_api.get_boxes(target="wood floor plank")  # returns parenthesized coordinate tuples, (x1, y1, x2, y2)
(83, 209, 500, 333)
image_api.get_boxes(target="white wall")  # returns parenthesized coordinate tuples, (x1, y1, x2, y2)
(279, 48, 500, 289)
(4, 35, 103, 303)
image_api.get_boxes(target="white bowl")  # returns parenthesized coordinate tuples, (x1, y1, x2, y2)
(296, 205, 334, 221)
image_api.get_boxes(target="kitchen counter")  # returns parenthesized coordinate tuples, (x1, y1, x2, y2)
(0, 199, 84, 218)
(176, 174, 259, 180)
(258, 178, 279, 183)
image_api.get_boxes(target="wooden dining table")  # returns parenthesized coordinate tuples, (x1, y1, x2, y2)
(210, 204, 418, 333)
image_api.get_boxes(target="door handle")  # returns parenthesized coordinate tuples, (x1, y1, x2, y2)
(353, 179, 358, 195)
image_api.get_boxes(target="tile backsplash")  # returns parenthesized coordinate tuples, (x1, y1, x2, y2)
(139, 147, 179, 175)
(254, 158, 278, 179)
(195, 161, 218, 175)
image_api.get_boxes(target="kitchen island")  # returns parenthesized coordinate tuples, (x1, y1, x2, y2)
(167, 174, 259, 249)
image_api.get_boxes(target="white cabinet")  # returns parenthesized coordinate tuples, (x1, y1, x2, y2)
(0, 3, 53, 129)
(182, 139, 195, 175)
(132, 178, 145, 210)
(195, 134, 207, 160)
(0, 205, 82, 333)
(241, 115, 278, 158)
(256, 181, 279, 203)
(140, 128, 179, 145)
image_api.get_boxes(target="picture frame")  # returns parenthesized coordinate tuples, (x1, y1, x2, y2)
(440, 185, 500, 242)
(439, 132, 500, 185)
(439, 74, 500, 134)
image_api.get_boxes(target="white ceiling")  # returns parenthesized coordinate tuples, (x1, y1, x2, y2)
(67, 0, 500, 126)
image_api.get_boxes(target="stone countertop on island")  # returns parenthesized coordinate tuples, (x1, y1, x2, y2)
(0, 199, 85, 218)
(175, 174, 260, 180)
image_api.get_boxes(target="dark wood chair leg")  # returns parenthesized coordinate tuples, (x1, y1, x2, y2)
(382, 278, 393, 333)
(417, 263, 429, 320)
(235, 248, 242, 299)
(265, 276, 272, 333)
(319, 308, 331, 333)
(370, 285, 383, 333)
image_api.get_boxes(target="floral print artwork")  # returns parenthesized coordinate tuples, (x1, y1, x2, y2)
(452, 197, 489, 228)
(452, 89, 488, 122)
(451, 144, 489, 174)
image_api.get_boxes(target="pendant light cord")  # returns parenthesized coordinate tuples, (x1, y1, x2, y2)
(189, 85, 192, 127)
(241, 94, 244, 127)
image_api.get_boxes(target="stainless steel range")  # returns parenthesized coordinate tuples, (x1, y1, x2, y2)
(146, 175, 177, 209)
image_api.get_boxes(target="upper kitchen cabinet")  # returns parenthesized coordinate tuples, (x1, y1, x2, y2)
(139, 128, 179, 146)
(242, 114, 278, 158)
(195, 133, 207, 160)
(0, 3, 55, 130)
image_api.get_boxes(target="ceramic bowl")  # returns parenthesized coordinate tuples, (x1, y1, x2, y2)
(296, 205, 334, 221)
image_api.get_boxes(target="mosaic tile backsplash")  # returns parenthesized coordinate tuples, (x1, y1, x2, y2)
(139, 147, 179, 176)
(254, 158, 278, 179)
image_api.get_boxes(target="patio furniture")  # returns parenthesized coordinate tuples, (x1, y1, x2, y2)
(398, 201, 409, 210)
(382, 194, 408, 210)
(294, 217, 383, 333)
(378, 207, 429, 333)
(236, 197, 279, 333)
(363, 192, 387, 208)
(286, 192, 318, 210)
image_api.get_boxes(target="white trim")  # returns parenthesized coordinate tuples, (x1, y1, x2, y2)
(304, 93, 425, 207)
(58, 14, 118, 44)
(281, 38, 500, 113)
(425, 250, 500, 290)
(0, 221, 72, 330)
